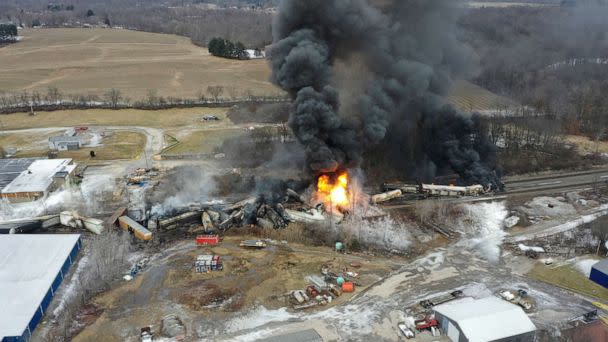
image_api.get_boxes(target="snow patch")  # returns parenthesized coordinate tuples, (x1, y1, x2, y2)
(456, 202, 508, 263)
(52, 255, 89, 317)
(574, 258, 599, 277)
(224, 306, 297, 333)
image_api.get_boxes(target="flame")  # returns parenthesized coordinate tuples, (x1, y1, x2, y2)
(316, 171, 350, 211)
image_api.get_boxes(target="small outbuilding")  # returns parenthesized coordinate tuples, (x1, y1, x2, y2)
(434, 296, 536, 342)
(48, 136, 81, 151)
(590, 259, 608, 288)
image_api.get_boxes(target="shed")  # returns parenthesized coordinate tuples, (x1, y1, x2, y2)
(48, 136, 81, 151)
(434, 297, 536, 342)
(590, 259, 608, 288)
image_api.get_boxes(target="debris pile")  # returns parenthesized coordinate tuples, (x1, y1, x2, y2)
(287, 261, 363, 311)
(150, 186, 346, 234)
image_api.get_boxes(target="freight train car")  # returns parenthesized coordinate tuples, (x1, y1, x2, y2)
(118, 216, 153, 241)
(383, 183, 487, 198)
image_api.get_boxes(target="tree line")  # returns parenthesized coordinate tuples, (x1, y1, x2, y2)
(208, 37, 249, 59)
(0, 86, 288, 114)
(1, 0, 273, 48)
(0, 24, 18, 42)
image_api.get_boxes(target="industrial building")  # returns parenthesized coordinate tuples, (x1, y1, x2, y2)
(48, 136, 81, 151)
(257, 329, 323, 342)
(0, 158, 37, 190)
(590, 259, 608, 288)
(434, 297, 536, 342)
(1, 159, 76, 202)
(0, 234, 81, 342)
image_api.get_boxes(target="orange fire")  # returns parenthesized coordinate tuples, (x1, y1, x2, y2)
(316, 171, 350, 211)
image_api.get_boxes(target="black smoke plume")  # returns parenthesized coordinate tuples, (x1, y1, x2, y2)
(268, 0, 501, 188)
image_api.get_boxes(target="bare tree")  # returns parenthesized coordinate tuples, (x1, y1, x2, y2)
(104, 88, 122, 109)
(46, 86, 62, 104)
(207, 85, 224, 102)
(146, 89, 158, 106)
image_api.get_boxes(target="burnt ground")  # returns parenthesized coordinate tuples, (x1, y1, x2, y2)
(72, 236, 399, 341)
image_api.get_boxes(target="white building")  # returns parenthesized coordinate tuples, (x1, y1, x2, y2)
(48, 135, 81, 151)
(1, 159, 76, 202)
(0, 234, 81, 341)
(434, 297, 536, 342)
(245, 49, 265, 59)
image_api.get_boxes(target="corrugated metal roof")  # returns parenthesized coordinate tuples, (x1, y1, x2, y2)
(256, 329, 323, 342)
(0, 234, 81, 339)
(592, 259, 608, 275)
(434, 297, 536, 342)
(1, 159, 75, 194)
(49, 135, 80, 143)
(0, 158, 38, 189)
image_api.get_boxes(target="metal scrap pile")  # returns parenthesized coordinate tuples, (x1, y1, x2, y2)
(287, 263, 362, 311)
(152, 187, 339, 233)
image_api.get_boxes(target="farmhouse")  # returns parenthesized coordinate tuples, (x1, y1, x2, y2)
(0, 234, 81, 342)
(1, 158, 76, 202)
(434, 297, 536, 342)
(48, 135, 81, 151)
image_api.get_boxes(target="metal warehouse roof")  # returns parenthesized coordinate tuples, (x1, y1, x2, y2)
(1, 159, 75, 194)
(0, 234, 81, 340)
(49, 135, 80, 143)
(0, 158, 37, 189)
(434, 297, 536, 342)
(257, 329, 323, 342)
(592, 259, 608, 274)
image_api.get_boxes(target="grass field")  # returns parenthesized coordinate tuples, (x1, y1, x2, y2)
(448, 79, 519, 113)
(0, 107, 230, 130)
(0, 28, 282, 100)
(528, 263, 608, 301)
(163, 128, 246, 155)
(0, 131, 145, 161)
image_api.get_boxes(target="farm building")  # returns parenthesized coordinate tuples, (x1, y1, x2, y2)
(48, 135, 81, 151)
(1, 159, 76, 202)
(434, 297, 536, 342)
(590, 259, 608, 288)
(245, 49, 265, 59)
(0, 234, 81, 342)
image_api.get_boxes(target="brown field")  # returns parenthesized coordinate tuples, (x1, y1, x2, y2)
(0, 28, 282, 100)
(72, 236, 396, 342)
(0, 28, 513, 113)
(0, 107, 229, 130)
(566, 135, 608, 155)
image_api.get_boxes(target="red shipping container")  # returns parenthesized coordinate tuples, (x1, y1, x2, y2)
(342, 282, 355, 293)
(196, 235, 219, 246)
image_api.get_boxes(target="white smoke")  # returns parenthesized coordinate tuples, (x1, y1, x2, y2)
(150, 167, 217, 217)
(454, 201, 508, 263)
(0, 174, 116, 221)
(341, 212, 412, 252)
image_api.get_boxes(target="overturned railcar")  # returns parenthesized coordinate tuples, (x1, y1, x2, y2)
(118, 216, 153, 241)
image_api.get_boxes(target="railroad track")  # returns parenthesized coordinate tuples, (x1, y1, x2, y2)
(381, 168, 608, 210)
